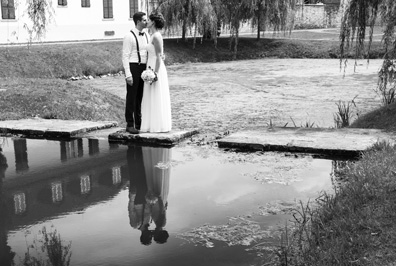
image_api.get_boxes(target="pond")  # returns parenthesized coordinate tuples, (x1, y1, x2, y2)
(0, 137, 346, 266)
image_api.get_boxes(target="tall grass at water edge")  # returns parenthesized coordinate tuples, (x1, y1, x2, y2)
(333, 96, 358, 128)
(22, 226, 72, 266)
(275, 141, 396, 265)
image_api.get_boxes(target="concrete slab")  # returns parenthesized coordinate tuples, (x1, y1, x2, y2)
(0, 118, 118, 138)
(109, 129, 199, 146)
(217, 127, 396, 157)
(75, 126, 124, 139)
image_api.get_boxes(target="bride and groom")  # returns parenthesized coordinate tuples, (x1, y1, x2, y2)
(122, 11, 172, 134)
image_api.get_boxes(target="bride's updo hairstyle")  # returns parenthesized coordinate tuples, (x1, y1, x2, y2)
(149, 12, 165, 29)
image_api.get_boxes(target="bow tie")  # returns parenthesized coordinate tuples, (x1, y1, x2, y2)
(139, 32, 144, 36)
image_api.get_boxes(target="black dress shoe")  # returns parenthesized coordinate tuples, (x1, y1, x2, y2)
(126, 127, 139, 134)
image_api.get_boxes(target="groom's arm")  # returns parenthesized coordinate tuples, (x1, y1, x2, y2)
(122, 33, 134, 85)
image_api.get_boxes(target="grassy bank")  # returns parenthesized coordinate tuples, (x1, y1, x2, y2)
(0, 78, 124, 122)
(277, 141, 396, 265)
(0, 36, 385, 79)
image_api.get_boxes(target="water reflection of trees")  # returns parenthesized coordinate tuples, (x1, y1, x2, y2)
(127, 145, 171, 246)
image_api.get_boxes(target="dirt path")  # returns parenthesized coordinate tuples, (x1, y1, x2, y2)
(80, 58, 382, 143)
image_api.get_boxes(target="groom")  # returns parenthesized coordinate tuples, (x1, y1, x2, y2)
(122, 11, 149, 134)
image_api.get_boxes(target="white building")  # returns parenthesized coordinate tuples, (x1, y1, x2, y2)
(0, 0, 158, 44)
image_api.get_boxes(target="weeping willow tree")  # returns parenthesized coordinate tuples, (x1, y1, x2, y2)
(221, 0, 255, 59)
(158, 0, 218, 44)
(24, 0, 54, 47)
(252, 0, 297, 40)
(158, 0, 193, 41)
(190, 0, 217, 49)
(340, 0, 396, 105)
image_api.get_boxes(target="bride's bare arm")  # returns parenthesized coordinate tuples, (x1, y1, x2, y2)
(152, 33, 163, 74)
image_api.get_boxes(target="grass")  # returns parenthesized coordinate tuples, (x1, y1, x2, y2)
(22, 226, 72, 266)
(349, 102, 396, 132)
(276, 141, 396, 265)
(0, 36, 385, 79)
(0, 78, 124, 123)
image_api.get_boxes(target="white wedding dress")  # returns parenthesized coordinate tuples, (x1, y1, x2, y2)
(140, 36, 172, 133)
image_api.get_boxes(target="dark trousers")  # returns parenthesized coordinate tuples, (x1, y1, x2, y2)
(127, 145, 147, 204)
(125, 63, 146, 129)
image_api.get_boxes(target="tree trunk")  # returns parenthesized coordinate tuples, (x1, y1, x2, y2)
(193, 21, 197, 49)
(233, 27, 239, 60)
(257, 16, 261, 40)
(213, 24, 218, 49)
(182, 19, 187, 42)
(229, 28, 234, 51)
(257, 2, 262, 40)
(181, 0, 190, 42)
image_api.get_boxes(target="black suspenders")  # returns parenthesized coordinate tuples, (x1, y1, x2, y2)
(130, 31, 149, 64)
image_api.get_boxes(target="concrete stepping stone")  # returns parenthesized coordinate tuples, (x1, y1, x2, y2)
(217, 127, 396, 157)
(109, 129, 199, 146)
(0, 118, 118, 138)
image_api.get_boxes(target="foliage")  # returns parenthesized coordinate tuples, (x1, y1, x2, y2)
(158, 0, 193, 41)
(276, 141, 396, 265)
(24, 0, 54, 47)
(333, 96, 358, 128)
(158, 0, 297, 56)
(340, 0, 396, 105)
(221, 0, 254, 58)
(23, 226, 72, 266)
(252, 0, 297, 40)
(190, 0, 217, 49)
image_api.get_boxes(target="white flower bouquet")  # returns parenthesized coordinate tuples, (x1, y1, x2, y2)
(141, 66, 158, 85)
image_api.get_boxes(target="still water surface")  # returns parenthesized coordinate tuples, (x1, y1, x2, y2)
(0, 137, 340, 265)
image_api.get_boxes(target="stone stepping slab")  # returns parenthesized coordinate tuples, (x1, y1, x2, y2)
(109, 129, 199, 146)
(217, 127, 396, 157)
(0, 118, 118, 138)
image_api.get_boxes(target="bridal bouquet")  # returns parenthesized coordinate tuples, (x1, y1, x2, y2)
(141, 67, 158, 85)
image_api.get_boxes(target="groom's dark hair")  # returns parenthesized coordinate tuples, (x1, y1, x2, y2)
(133, 11, 146, 25)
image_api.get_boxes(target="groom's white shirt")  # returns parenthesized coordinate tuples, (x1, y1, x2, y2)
(122, 28, 149, 79)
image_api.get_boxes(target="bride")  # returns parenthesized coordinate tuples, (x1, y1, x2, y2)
(140, 12, 172, 133)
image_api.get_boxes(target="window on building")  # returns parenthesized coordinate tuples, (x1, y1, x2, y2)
(1, 0, 15, 20)
(51, 182, 63, 203)
(103, 0, 113, 19)
(112, 166, 122, 185)
(13, 192, 26, 215)
(58, 0, 67, 6)
(80, 175, 91, 194)
(129, 0, 138, 18)
(82, 0, 90, 7)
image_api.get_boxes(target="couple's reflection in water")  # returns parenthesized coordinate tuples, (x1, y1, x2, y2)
(127, 145, 171, 246)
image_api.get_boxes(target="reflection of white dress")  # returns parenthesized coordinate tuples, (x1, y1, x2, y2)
(143, 146, 171, 204)
(140, 38, 172, 133)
